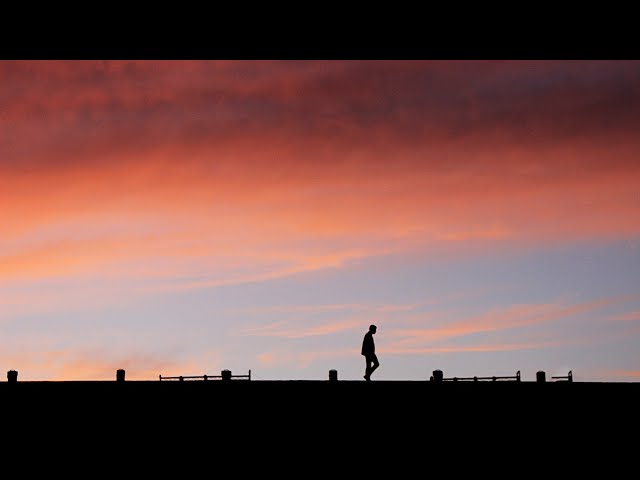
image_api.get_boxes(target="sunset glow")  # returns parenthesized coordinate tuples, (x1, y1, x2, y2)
(2, 60, 639, 382)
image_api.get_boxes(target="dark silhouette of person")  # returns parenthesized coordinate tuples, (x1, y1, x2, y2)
(361, 324, 379, 381)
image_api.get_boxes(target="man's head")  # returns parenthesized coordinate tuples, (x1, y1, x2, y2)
(369, 324, 377, 334)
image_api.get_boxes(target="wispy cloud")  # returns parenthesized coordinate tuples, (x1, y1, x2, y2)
(231, 302, 427, 315)
(242, 318, 366, 339)
(388, 294, 640, 348)
(229, 286, 498, 318)
(380, 340, 563, 354)
(606, 370, 640, 380)
(610, 310, 640, 322)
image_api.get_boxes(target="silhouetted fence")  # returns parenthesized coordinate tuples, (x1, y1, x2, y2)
(159, 369, 251, 382)
(434, 370, 521, 382)
(551, 371, 573, 382)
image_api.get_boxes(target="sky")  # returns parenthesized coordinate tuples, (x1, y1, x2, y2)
(1, 60, 639, 382)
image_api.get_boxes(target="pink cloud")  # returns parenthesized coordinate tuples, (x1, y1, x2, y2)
(610, 311, 640, 321)
(242, 318, 366, 339)
(1, 60, 639, 313)
(609, 370, 640, 378)
(388, 294, 640, 348)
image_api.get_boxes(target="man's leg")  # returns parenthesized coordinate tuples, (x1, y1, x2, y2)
(369, 354, 380, 377)
(364, 357, 372, 381)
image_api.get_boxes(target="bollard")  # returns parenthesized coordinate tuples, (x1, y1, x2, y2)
(536, 371, 546, 383)
(329, 369, 338, 382)
(7, 370, 18, 383)
(221, 369, 232, 381)
(432, 370, 443, 382)
(116, 369, 125, 382)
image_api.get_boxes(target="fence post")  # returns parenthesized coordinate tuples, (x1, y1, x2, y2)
(432, 370, 443, 382)
(221, 369, 232, 381)
(536, 371, 546, 383)
(7, 370, 18, 383)
(329, 369, 338, 382)
(116, 369, 125, 382)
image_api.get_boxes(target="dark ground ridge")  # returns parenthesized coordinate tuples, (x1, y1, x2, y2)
(1, 380, 636, 470)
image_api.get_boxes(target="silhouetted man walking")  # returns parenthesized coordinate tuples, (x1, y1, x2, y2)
(362, 324, 379, 381)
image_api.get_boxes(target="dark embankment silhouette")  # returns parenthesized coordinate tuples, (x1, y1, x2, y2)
(0, 380, 640, 478)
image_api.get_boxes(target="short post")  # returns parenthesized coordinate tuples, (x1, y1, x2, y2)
(7, 370, 18, 383)
(536, 371, 546, 383)
(432, 369, 443, 382)
(329, 369, 338, 382)
(116, 369, 125, 382)
(221, 369, 232, 382)
(568, 371, 573, 383)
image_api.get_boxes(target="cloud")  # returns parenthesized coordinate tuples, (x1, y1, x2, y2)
(608, 370, 640, 379)
(387, 293, 640, 348)
(3, 60, 640, 171)
(231, 301, 426, 315)
(610, 311, 640, 322)
(380, 341, 562, 354)
(2, 60, 640, 312)
(241, 317, 366, 339)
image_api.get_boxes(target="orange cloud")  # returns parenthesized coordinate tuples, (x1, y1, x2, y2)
(3, 152, 639, 307)
(257, 352, 276, 366)
(2, 60, 640, 312)
(608, 370, 640, 379)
